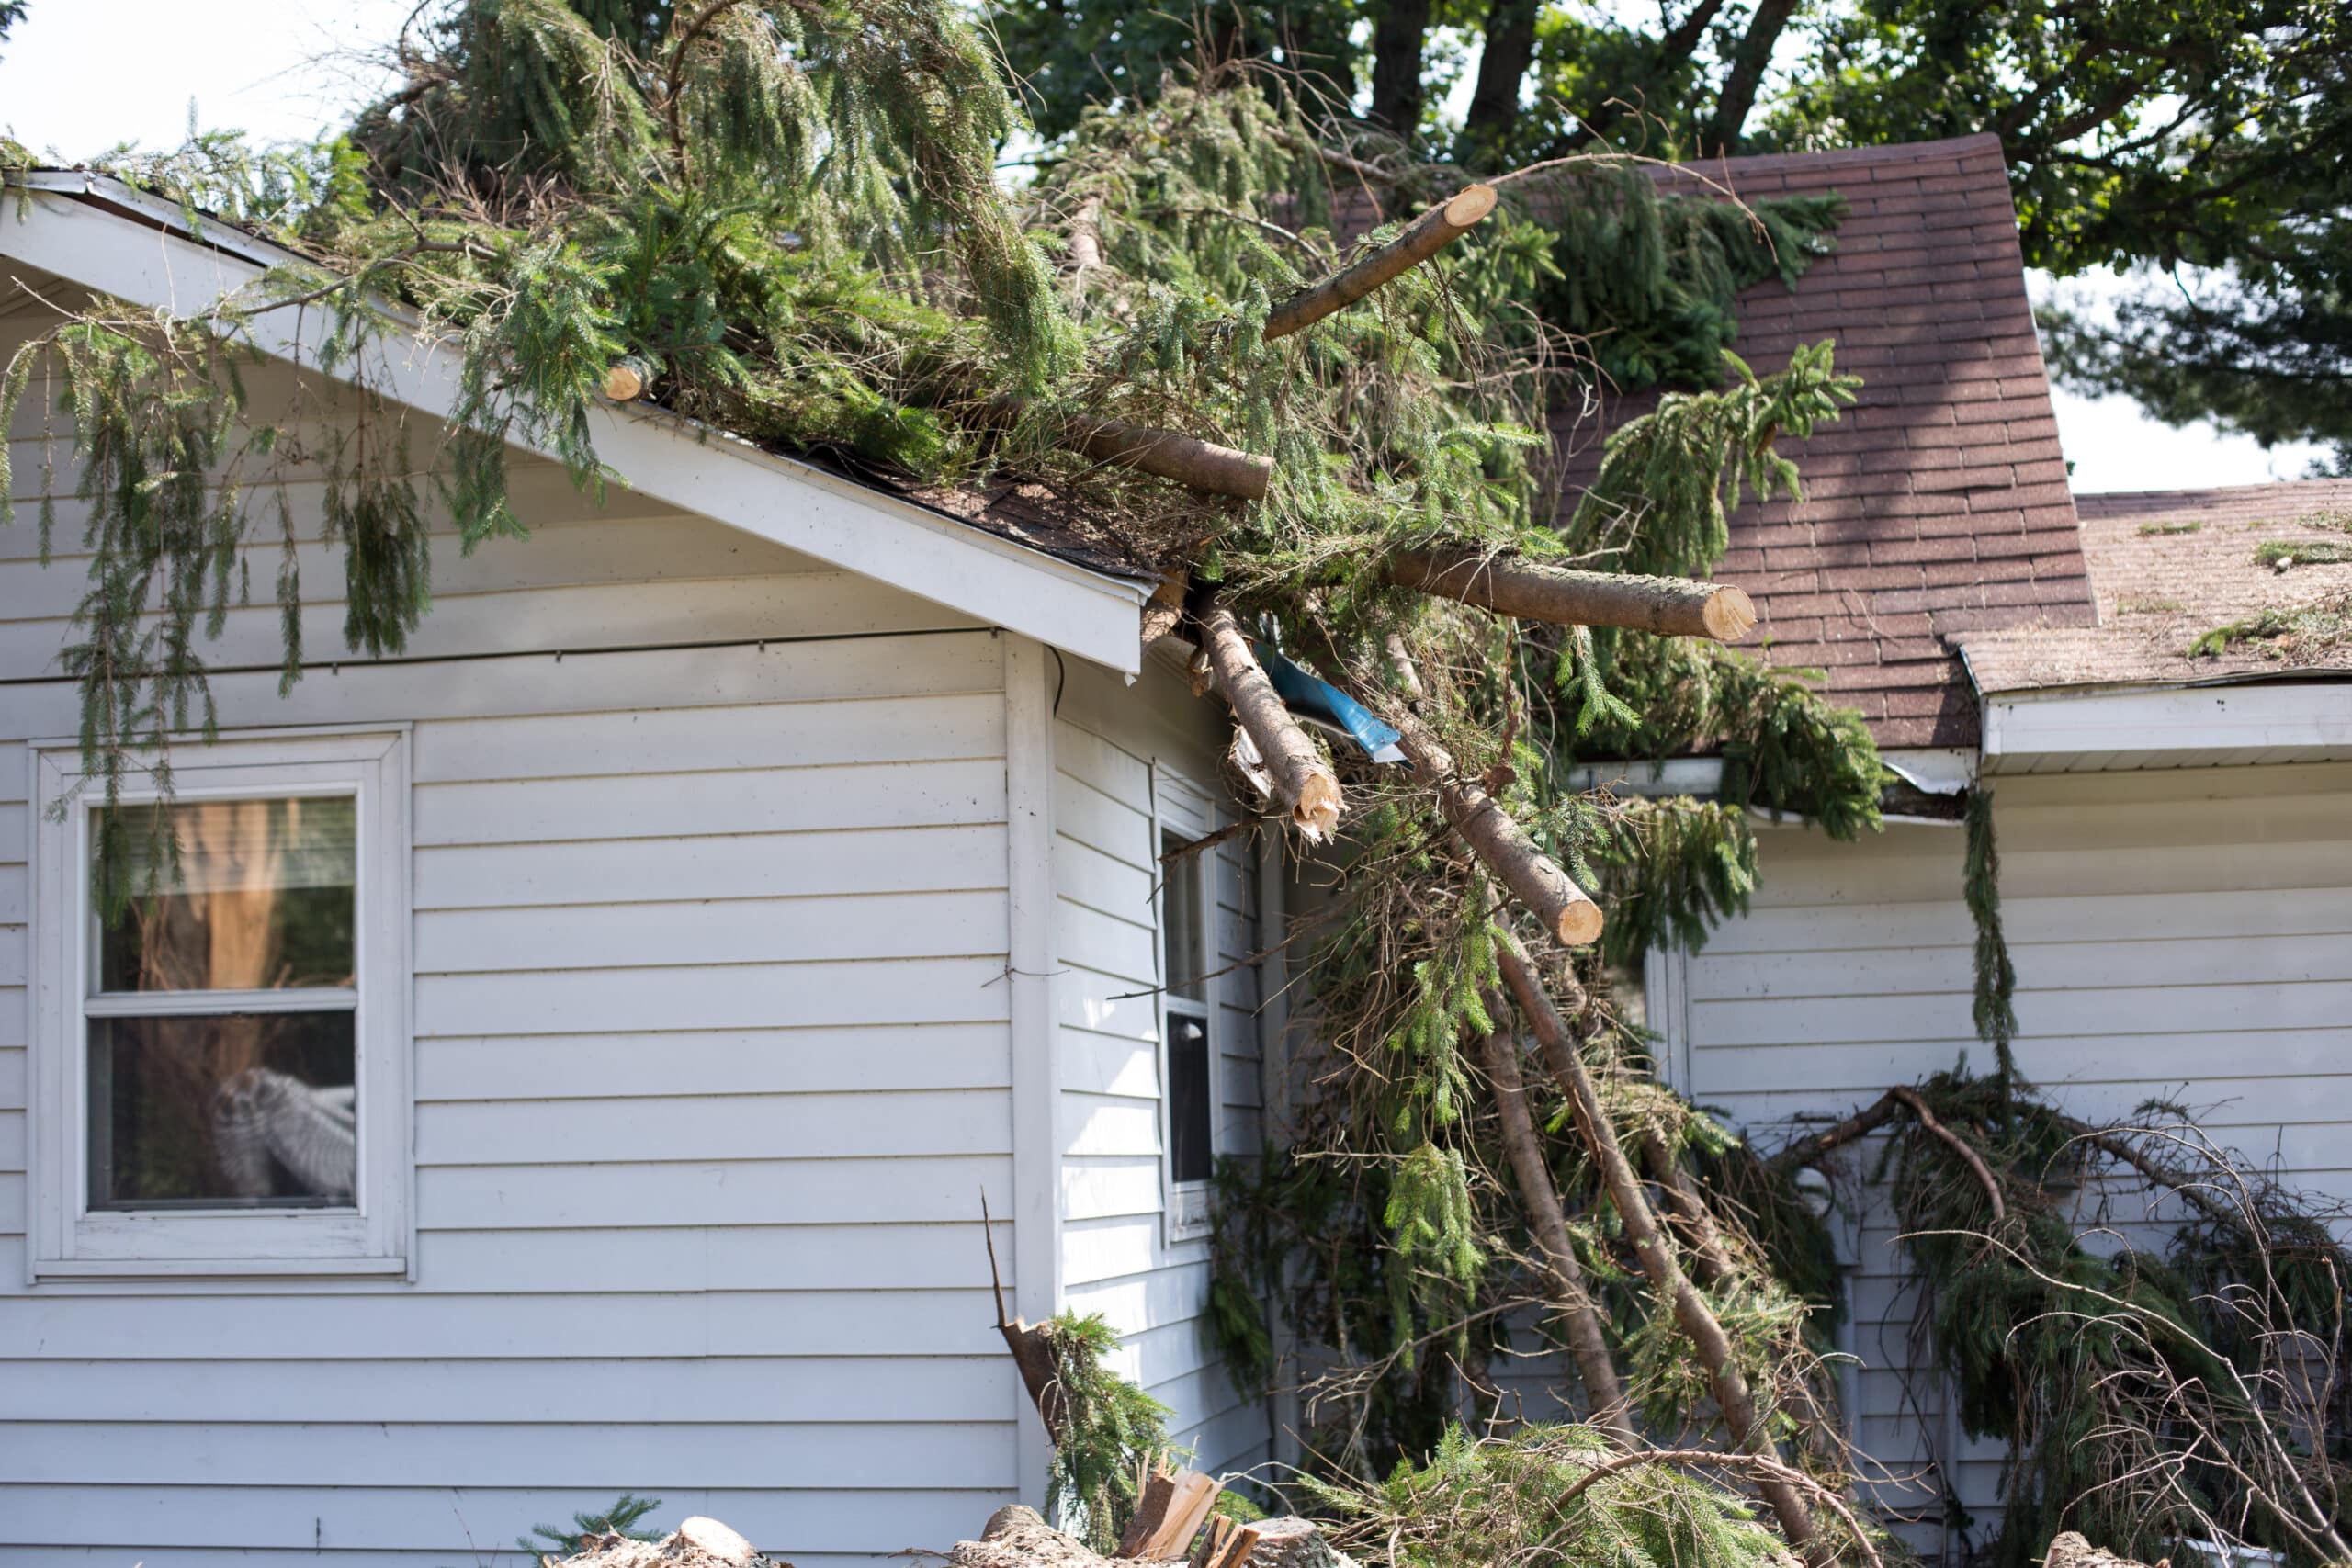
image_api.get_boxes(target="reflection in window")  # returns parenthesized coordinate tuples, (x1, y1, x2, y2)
(87, 796, 359, 1210)
(99, 795, 356, 993)
(89, 1013, 356, 1207)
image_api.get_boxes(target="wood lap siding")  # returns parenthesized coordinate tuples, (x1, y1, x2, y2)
(1679, 761, 2352, 1556)
(1050, 652, 1272, 1481)
(0, 315, 1027, 1563)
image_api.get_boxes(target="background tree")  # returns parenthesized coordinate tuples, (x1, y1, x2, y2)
(990, 0, 2349, 465)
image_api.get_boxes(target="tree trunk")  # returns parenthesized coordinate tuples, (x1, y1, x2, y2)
(1477, 1019, 1635, 1438)
(1073, 417, 1272, 502)
(1388, 707, 1602, 945)
(1494, 931, 1823, 1556)
(1196, 597, 1343, 840)
(1368, 0, 1432, 135)
(1459, 0, 1540, 159)
(1263, 186, 1496, 341)
(1385, 547, 1758, 640)
(1705, 0, 1797, 151)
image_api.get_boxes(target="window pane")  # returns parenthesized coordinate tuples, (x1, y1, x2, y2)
(87, 1011, 356, 1208)
(1168, 1011, 1213, 1185)
(1160, 833, 1205, 1003)
(98, 796, 356, 992)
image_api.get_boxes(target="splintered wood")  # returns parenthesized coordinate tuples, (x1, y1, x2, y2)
(1120, 1467, 1221, 1559)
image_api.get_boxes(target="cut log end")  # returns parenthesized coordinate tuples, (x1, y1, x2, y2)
(1555, 897, 1604, 948)
(601, 363, 646, 402)
(675, 1517, 757, 1567)
(1293, 769, 1342, 842)
(1702, 585, 1758, 642)
(1442, 184, 1498, 230)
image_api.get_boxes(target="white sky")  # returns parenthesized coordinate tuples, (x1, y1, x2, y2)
(0, 0, 2328, 495)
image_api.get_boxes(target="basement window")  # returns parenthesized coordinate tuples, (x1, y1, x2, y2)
(1158, 798, 1218, 1243)
(31, 731, 413, 1279)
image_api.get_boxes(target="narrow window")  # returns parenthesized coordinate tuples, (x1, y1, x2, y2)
(1160, 829, 1215, 1190)
(33, 731, 411, 1277)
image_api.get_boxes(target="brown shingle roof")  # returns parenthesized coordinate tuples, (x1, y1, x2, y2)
(1957, 479, 2352, 693)
(1556, 133, 2098, 748)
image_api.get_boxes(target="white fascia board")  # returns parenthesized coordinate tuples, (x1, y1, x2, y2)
(1567, 756, 1724, 796)
(1984, 681, 2352, 766)
(1572, 746, 1976, 801)
(2, 180, 1148, 674)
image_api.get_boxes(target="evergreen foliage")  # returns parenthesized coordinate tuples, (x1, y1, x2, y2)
(1869, 1074, 2352, 1567)
(1040, 1311, 1176, 1553)
(1962, 789, 2019, 1096)
(518, 1493, 664, 1555)
(1305, 1423, 1796, 1568)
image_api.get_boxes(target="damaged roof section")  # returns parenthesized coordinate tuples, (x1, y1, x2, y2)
(1961, 478, 2352, 694)
(1556, 133, 2098, 749)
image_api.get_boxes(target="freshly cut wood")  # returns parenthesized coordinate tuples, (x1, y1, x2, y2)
(1385, 547, 1758, 641)
(1074, 418, 1272, 502)
(1196, 597, 1342, 840)
(1117, 1470, 1182, 1556)
(1135, 1471, 1222, 1560)
(601, 361, 649, 401)
(1477, 1018, 1634, 1438)
(1494, 931, 1821, 1557)
(673, 1518, 756, 1567)
(1186, 1516, 1238, 1568)
(948, 1506, 1353, 1568)
(1263, 185, 1498, 340)
(1141, 570, 1190, 646)
(1389, 707, 1600, 945)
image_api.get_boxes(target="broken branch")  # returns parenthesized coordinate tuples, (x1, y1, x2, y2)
(1476, 1016, 1634, 1438)
(1196, 598, 1342, 840)
(1495, 931, 1822, 1555)
(1262, 185, 1497, 340)
(1386, 546, 1758, 641)
(1389, 706, 1601, 946)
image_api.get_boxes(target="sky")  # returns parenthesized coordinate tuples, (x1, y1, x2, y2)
(0, 0, 2330, 495)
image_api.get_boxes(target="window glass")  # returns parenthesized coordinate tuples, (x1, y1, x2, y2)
(87, 794, 359, 1212)
(88, 1011, 357, 1208)
(1160, 833, 1204, 1002)
(98, 796, 356, 992)
(1166, 1012, 1214, 1185)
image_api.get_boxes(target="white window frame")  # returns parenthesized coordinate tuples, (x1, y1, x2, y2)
(28, 728, 413, 1280)
(1152, 768, 1218, 1246)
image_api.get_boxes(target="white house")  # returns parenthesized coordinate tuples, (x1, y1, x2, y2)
(1547, 131, 2352, 1562)
(0, 173, 1278, 1565)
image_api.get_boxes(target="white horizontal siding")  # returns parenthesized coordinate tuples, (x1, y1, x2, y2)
(1049, 650, 1271, 1478)
(0, 310, 1031, 1563)
(1680, 761, 2352, 1559)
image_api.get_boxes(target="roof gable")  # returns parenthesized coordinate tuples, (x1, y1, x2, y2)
(2, 174, 1149, 673)
(1559, 133, 2097, 747)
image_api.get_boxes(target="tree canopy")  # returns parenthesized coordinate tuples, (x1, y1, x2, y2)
(991, 0, 2350, 468)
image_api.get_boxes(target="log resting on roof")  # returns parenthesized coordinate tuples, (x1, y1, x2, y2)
(1072, 417, 1272, 502)
(1262, 184, 1497, 341)
(1386, 546, 1758, 641)
(1196, 597, 1343, 840)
